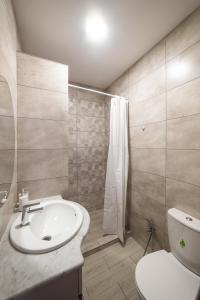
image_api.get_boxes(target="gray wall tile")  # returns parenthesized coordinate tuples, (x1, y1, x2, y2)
(17, 177, 68, 200)
(167, 114, 200, 149)
(132, 93, 166, 125)
(133, 121, 166, 149)
(167, 41, 200, 90)
(132, 148, 165, 176)
(18, 149, 68, 181)
(166, 178, 200, 219)
(167, 149, 200, 186)
(167, 77, 200, 119)
(134, 66, 165, 103)
(18, 85, 67, 121)
(166, 7, 200, 61)
(17, 52, 68, 93)
(18, 118, 68, 149)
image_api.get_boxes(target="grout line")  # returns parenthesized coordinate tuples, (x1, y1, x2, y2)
(117, 282, 129, 300)
(17, 83, 68, 95)
(17, 176, 68, 183)
(164, 38, 168, 224)
(17, 116, 67, 122)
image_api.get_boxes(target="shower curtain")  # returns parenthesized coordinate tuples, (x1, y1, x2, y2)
(103, 97, 129, 243)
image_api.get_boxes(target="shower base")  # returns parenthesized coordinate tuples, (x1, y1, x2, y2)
(81, 209, 118, 256)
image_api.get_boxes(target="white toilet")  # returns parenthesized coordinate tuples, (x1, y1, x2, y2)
(135, 208, 200, 300)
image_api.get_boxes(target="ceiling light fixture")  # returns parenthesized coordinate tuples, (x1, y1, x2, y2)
(85, 12, 108, 43)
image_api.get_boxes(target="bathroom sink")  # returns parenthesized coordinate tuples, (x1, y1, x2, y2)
(10, 198, 83, 254)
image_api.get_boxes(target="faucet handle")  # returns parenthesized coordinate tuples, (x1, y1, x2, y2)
(23, 202, 41, 209)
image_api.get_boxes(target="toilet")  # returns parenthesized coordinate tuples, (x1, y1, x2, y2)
(135, 208, 200, 300)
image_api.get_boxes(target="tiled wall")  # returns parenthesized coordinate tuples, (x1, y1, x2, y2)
(0, 0, 21, 238)
(108, 8, 200, 250)
(17, 53, 69, 200)
(68, 87, 107, 211)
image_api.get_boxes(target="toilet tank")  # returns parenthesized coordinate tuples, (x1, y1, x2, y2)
(168, 208, 200, 276)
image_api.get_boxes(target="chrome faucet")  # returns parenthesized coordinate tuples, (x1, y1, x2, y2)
(21, 202, 43, 226)
(0, 191, 8, 207)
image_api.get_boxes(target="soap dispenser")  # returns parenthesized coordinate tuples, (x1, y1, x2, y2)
(18, 188, 29, 211)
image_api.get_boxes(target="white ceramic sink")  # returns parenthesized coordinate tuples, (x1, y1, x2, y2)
(10, 197, 83, 254)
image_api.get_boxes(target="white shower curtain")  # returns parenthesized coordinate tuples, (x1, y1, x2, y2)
(103, 97, 129, 243)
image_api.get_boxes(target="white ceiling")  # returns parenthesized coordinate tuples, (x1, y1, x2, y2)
(13, 0, 200, 89)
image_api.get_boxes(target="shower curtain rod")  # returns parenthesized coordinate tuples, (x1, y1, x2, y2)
(68, 83, 128, 100)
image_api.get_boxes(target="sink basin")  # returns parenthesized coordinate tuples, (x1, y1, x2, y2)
(10, 197, 83, 254)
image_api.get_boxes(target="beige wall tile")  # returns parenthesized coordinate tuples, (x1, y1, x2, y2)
(167, 149, 200, 186)
(133, 121, 166, 148)
(17, 52, 68, 93)
(134, 66, 165, 103)
(109, 70, 129, 95)
(17, 177, 68, 200)
(132, 148, 165, 176)
(17, 85, 67, 120)
(0, 81, 14, 116)
(167, 41, 200, 90)
(166, 178, 200, 219)
(133, 93, 166, 126)
(129, 212, 165, 250)
(167, 77, 200, 119)
(167, 114, 200, 149)
(166, 8, 200, 61)
(0, 116, 14, 149)
(131, 171, 165, 228)
(18, 149, 68, 181)
(129, 40, 165, 85)
(18, 118, 68, 149)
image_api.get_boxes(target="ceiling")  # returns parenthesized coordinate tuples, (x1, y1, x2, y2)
(13, 0, 200, 89)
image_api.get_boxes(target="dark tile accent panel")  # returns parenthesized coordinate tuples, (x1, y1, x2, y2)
(68, 87, 107, 211)
(77, 147, 106, 163)
(77, 99, 105, 117)
(77, 131, 106, 148)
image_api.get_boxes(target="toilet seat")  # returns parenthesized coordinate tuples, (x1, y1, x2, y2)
(135, 250, 200, 300)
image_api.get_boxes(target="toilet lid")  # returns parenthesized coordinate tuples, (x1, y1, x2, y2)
(135, 250, 200, 300)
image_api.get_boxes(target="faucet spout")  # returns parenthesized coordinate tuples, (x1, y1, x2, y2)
(21, 202, 43, 226)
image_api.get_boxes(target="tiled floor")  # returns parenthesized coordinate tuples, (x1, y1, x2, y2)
(83, 237, 144, 300)
(81, 209, 118, 254)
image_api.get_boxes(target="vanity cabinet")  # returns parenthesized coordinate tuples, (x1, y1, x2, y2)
(14, 268, 83, 300)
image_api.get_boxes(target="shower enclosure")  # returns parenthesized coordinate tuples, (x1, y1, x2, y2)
(68, 84, 128, 254)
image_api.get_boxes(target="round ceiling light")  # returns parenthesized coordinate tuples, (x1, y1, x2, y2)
(85, 12, 108, 43)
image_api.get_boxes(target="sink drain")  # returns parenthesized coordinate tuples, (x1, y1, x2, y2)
(42, 235, 52, 241)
